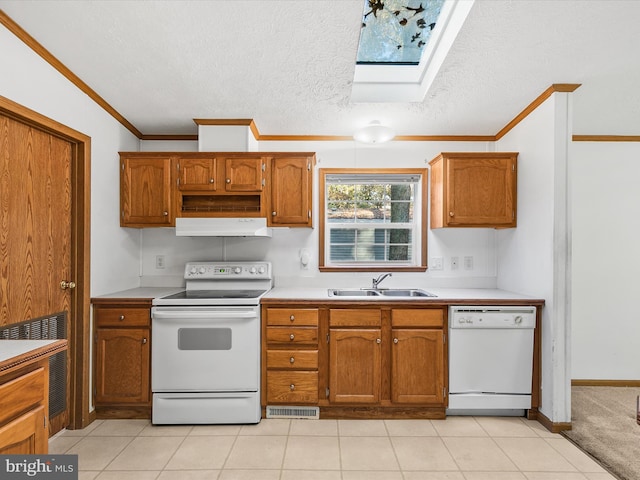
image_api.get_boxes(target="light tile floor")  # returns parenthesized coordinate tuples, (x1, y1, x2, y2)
(49, 417, 617, 480)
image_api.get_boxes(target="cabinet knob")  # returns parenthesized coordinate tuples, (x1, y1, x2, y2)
(376, 338, 381, 344)
(163, 211, 168, 216)
(142, 338, 147, 344)
(449, 211, 454, 217)
(272, 211, 277, 216)
(290, 384, 295, 391)
(226, 178, 231, 183)
(290, 315, 295, 322)
(393, 338, 398, 344)
(289, 334, 295, 341)
(209, 178, 214, 183)
(290, 357, 295, 364)
(60, 280, 76, 290)
(119, 315, 125, 321)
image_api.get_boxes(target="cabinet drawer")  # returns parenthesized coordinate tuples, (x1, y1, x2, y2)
(266, 327, 318, 345)
(267, 350, 318, 369)
(329, 309, 381, 327)
(391, 309, 444, 328)
(0, 368, 45, 426)
(267, 308, 318, 326)
(267, 371, 318, 404)
(95, 307, 150, 327)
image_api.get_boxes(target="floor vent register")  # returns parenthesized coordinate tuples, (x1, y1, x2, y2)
(266, 406, 320, 420)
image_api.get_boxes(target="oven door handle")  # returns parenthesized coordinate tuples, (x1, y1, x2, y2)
(152, 309, 258, 321)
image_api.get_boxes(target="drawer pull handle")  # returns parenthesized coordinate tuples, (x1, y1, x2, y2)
(119, 315, 125, 321)
(290, 384, 295, 391)
(290, 357, 295, 364)
(290, 315, 295, 322)
(289, 334, 295, 341)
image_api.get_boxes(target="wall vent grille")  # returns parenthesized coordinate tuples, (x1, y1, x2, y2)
(0, 312, 67, 418)
(266, 406, 319, 420)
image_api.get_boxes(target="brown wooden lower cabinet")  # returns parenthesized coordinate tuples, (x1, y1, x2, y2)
(0, 340, 67, 454)
(262, 304, 448, 419)
(92, 300, 152, 418)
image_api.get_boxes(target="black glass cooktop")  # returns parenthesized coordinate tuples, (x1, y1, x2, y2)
(160, 290, 267, 300)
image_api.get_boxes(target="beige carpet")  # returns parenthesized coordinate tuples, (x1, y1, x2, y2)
(563, 386, 640, 480)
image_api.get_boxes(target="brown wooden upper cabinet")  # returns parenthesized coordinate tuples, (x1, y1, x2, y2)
(120, 155, 174, 227)
(120, 152, 315, 228)
(270, 155, 314, 227)
(429, 152, 518, 228)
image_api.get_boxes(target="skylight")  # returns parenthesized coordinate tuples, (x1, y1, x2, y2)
(357, 0, 446, 65)
(351, 0, 475, 103)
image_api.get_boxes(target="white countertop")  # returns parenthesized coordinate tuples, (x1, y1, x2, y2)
(263, 287, 543, 302)
(0, 339, 63, 364)
(92, 287, 184, 300)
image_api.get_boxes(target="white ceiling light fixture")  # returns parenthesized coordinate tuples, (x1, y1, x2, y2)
(353, 120, 396, 144)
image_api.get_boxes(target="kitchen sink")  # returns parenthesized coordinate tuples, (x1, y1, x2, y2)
(327, 288, 436, 298)
(327, 289, 381, 297)
(377, 289, 436, 297)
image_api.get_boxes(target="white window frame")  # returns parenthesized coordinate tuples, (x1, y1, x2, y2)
(319, 168, 428, 272)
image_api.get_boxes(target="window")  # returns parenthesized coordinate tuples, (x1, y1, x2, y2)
(319, 169, 427, 271)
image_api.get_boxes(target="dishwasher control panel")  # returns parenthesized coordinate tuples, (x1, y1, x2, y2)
(449, 306, 536, 329)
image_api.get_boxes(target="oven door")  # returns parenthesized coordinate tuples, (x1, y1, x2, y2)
(151, 306, 259, 392)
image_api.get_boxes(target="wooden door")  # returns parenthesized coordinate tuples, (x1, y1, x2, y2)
(177, 156, 217, 191)
(0, 115, 73, 435)
(391, 329, 444, 404)
(223, 156, 264, 192)
(120, 155, 173, 226)
(446, 156, 516, 226)
(270, 156, 311, 226)
(329, 328, 381, 404)
(0, 97, 92, 433)
(0, 116, 72, 323)
(95, 328, 150, 404)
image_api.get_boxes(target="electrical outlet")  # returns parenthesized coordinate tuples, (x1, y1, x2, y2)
(464, 256, 474, 270)
(451, 256, 459, 270)
(430, 256, 444, 270)
(155, 255, 165, 269)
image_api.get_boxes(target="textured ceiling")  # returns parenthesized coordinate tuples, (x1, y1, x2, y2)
(1, 0, 639, 137)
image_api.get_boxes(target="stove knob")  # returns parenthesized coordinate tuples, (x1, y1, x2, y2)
(258, 266, 266, 274)
(199, 267, 206, 274)
(250, 267, 256, 274)
(189, 267, 197, 275)
(514, 315, 523, 324)
(234, 267, 242, 274)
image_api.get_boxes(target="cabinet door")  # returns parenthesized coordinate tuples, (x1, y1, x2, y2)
(223, 156, 265, 192)
(120, 156, 173, 226)
(446, 156, 516, 227)
(270, 156, 312, 226)
(329, 329, 381, 404)
(95, 328, 150, 404)
(391, 329, 444, 404)
(0, 406, 47, 454)
(177, 157, 217, 191)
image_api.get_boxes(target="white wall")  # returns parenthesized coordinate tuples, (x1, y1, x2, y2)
(495, 94, 572, 422)
(571, 142, 640, 380)
(138, 139, 503, 290)
(0, 25, 141, 296)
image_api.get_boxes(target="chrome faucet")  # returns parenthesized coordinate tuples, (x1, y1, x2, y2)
(372, 273, 392, 289)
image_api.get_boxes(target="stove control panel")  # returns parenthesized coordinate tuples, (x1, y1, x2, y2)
(184, 262, 271, 280)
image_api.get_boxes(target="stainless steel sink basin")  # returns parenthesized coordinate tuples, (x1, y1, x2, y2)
(327, 289, 380, 297)
(328, 288, 436, 298)
(377, 289, 436, 297)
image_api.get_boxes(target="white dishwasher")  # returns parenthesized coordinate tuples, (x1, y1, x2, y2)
(447, 305, 536, 415)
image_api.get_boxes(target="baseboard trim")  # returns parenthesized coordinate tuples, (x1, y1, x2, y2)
(537, 410, 572, 433)
(572, 379, 640, 387)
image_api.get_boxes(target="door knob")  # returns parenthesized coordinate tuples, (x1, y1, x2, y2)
(60, 280, 76, 290)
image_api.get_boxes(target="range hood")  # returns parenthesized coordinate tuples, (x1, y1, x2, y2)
(175, 218, 272, 237)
